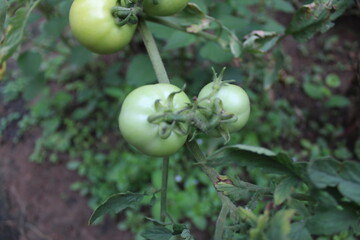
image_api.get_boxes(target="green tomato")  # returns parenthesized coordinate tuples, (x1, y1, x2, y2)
(143, 0, 189, 16)
(118, 83, 191, 157)
(198, 82, 250, 134)
(69, 0, 137, 54)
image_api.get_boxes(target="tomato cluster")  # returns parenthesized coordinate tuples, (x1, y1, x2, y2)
(69, 0, 189, 54)
(69, 1, 250, 158)
(118, 80, 250, 157)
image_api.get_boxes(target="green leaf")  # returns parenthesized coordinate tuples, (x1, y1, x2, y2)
(306, 208, 358, 235)
(289, 222, 312, 240)
(325, 95, 350, 108)
(325, 73, 341, 88)
(23, 73, 46, 100)
(266, 209, 295, 240)
(126, 54, 156, 85)
(215, 182, 251, 202)
(263, 48, 284, 89)
(42, 16, 67, 41)
(208, 144, 305, 179)
(0, 0, 7, 31)
(17, 51, 42, 76)
(199, 42, 233, 63)
(272, 0, 295, 13)
(285, 0, 353, 41)
(71, 101, 97, 120)
(104, 87, 125, 99)
(308, 157, 360, 204)
(0, 0, 42, 63)
(141, 226, 173, 240)
(89, 192, 145, 224)
(69, 45, 93, 68)
(164, 31, 196, 50)
(274, 176, 299, 205)
(303, 82, 326, 99)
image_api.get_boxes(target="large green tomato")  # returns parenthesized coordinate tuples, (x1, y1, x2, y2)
(118, 83, 191, 157)
(143, 0, 189, 16)
(69, 0, 137, 54)
(198, 82, 250, 134)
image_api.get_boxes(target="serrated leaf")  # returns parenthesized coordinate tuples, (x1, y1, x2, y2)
(215, 144, 276, 157)
(215, 183, 251, 201)
(308, 157, 360, 204)
(306, 208, 358, 235)
(0, 0, 42, 63)
(285, 0, 353, 41)
(208, 144, 306, 179)
(274, 176, 299, 205)
(141, 226, 173, 240)
(89, 192, 145, 224)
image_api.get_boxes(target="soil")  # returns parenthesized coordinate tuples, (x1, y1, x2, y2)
(0, 127, 133, 240)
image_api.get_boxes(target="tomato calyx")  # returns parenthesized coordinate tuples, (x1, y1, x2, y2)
(111, 1, 141, 26)
(193, 68, 241, 142)
(147, 87, 191, 139)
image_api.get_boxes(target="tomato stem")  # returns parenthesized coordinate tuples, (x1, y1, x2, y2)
(145, 16, 227, 45)
(138, 19, 170, 84)
(160, 157, 170, 222)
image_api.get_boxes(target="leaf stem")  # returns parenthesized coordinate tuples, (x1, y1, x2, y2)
(138, 19, 170, 84)
(145, 16, 227, 46)
(186, 141, 238, 238)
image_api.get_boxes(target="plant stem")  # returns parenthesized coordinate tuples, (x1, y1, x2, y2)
(138, 19, 170, 84)
(160, 157, 170, 222)
(214, 204, 229, 240)
(139, 17, 172, 222)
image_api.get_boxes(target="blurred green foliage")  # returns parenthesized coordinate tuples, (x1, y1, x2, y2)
(0, 0, 359, 239)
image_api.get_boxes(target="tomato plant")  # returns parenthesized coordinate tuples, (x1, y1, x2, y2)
(69, 0, 137, 54)
(198, 82, 250, 134)
(143, 0, 189, 16)
(118, 83, 191, 157)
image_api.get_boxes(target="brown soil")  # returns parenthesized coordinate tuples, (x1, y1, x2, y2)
(0, 129, 133, 240)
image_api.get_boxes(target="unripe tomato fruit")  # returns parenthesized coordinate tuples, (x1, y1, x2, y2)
(198, 82, 250, 134)
(119, 83, 191, 157)
(69, 0, 137, 54)
(143, 0, 189, 16)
